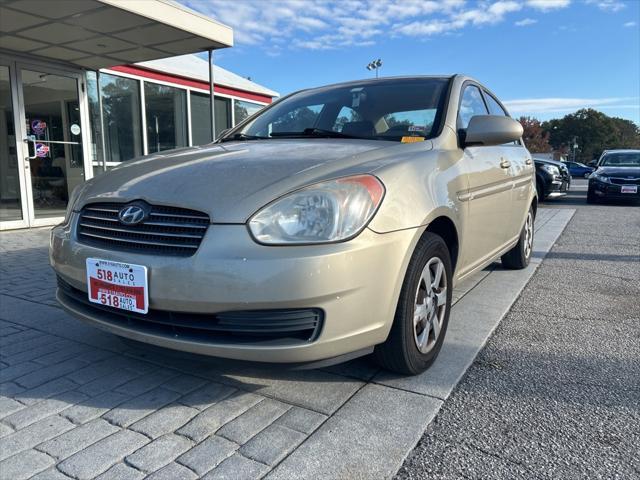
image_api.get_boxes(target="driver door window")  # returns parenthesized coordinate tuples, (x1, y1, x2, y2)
(457, 85, 488, 130)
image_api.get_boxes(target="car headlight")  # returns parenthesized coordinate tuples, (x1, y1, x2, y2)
(592, 173, 609, 183)
(541, 164, 560, 176)
(249, 174, 385, 245)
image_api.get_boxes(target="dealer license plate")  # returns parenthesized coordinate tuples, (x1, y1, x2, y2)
(621, 185, 637, 194)
(86, 258, 148, 314)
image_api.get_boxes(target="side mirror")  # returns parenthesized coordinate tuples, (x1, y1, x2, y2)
(463, 115, 524, 147)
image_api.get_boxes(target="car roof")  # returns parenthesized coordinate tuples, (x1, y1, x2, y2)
(601, 149, 640, 154)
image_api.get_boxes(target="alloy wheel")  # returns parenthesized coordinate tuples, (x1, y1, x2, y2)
(524, 211, 534, 259)
(413, 257, 448, 354)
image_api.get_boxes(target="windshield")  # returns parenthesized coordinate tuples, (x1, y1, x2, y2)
(227, 78, 449, 142)
(600, 152, 640, 167)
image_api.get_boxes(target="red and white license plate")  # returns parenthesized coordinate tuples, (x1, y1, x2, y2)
(621, 185, 637, 194)
(86, 258, 148, 314)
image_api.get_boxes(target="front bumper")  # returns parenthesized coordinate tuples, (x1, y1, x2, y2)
(546, 176, 570, 197)
(50, 218, 420, 363)
(590, 181, 640, 200)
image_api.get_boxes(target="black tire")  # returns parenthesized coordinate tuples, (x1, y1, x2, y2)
(374, 232, 452, 375)
(586, 188, 598, 204)
(501, 206, 534, 270)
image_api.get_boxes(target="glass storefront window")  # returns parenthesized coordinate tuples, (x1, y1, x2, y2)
(145, 82, 187, 153)
(100, 73, 143, 163)
(190, 92, 231, 145)
(0, 65, 22, 222)
(234, 99, 264, 125)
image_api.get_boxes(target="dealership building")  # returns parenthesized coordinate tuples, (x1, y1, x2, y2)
(0, 0, 277, 230)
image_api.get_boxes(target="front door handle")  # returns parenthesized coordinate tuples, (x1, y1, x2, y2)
(500, 159, 511, 169)
(525, 158, 532, 165)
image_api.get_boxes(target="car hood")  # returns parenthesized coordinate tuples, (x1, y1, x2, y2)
(77, 139, 412, 222)
(596, 166, 640, 177)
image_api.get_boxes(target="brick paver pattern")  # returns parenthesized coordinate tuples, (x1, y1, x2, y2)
(0, 228, 328, 479)
(0, 211, 559, 479)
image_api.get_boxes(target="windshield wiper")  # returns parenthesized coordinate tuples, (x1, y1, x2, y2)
(218, 132, 269, 142)
(269, 127, 362, 139)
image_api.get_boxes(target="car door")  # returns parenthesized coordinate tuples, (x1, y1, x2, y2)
(482, 90, 533, 244)
(457, 84, 514, 278)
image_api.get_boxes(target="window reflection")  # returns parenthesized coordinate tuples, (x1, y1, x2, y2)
(145, 83, 187, 153)
(190, 92, 231, 145)
(234, 99, 264, 125)
(100, 73, 143, 163)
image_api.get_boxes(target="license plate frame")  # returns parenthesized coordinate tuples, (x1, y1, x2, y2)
(86, 258, 148, 314)
(620, 185, 637, 194)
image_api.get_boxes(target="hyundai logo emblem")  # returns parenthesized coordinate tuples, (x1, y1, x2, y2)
(118, 205, 146, 225)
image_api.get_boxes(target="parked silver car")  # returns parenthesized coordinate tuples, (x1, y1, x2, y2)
(51, 75, 536, 374)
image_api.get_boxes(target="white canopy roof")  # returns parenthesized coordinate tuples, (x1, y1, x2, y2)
(0, 0, 233, 70)
(137, 54, 279, 99)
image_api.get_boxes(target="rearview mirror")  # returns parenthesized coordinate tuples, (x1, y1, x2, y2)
(463, 115, 523, 147)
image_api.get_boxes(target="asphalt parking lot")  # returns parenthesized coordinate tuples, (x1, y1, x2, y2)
(0, 179, 637, 479)
(398, 179, 640, 479)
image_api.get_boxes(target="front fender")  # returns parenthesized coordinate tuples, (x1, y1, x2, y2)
(368, 149, 467, 234)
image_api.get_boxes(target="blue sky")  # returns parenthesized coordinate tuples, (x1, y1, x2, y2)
(183, 0, 640, 124)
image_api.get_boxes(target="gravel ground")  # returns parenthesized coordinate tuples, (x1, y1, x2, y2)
(396, 183, 640, 479)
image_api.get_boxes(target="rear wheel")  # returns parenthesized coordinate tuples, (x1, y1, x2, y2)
(374, 232, 452, 375)
(501, 206, 534, 270)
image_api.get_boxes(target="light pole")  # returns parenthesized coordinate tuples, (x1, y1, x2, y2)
(366, 58, 383, 78)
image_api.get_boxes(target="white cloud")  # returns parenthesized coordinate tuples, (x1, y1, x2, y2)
(624, 21, 637, 27)
(504, 97, 639, 114)
(180, 0, 577, 51)
(586, 0, 627, 12)
(515, 18, 539, 26)
(526, 0, 571, 11)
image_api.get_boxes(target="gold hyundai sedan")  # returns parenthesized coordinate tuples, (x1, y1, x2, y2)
(50, 75, 536, 374)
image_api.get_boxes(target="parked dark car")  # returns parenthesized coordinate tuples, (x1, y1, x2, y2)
(588, 149, 640, 203)
(563, 161, 595, 178)
(534, 157, 571, 201)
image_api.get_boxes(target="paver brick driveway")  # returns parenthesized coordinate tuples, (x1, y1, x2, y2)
(0, 208, 572, 479)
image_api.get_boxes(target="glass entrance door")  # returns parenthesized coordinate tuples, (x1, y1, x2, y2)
(0, 64, 27, 228)
(18, 67, 87, 222)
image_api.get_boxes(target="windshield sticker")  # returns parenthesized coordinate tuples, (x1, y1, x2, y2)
(408, 125, 426, 132)
(401, 136, 425, 143)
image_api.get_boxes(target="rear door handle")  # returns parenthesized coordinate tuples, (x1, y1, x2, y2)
(500, 159, 511, 169)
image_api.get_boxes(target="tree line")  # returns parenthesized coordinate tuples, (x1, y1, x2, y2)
(519, 108, 640, 163)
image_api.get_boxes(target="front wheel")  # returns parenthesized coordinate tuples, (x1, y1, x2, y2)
(501, 206, 534, 270)
(587, 188, 598, 204)
(374, 232, 452, 375)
